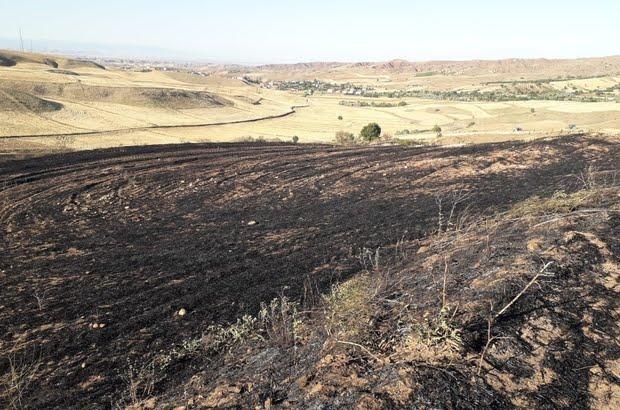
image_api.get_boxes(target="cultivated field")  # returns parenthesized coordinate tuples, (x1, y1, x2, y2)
(1, 135, 619, 408)
(2, 50, 620, 409)
(1, 50, 620, 156)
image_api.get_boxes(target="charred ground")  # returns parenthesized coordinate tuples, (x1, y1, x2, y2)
(1, 135, 619, 408)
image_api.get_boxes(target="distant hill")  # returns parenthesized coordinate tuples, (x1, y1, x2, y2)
(252, 55, 620, 78)
(0, 49, 105, 70)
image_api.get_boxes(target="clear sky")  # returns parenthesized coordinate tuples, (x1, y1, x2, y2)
(2, 0, 619, 63)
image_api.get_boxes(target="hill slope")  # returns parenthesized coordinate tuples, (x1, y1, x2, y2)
(0, 49, 105, 70)
(255, 56, 620, 77)
(1, 135, 619, 408)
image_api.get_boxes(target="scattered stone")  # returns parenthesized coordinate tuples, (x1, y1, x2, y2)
(527, 237, 544, 253)
(178, 308, 187, 317)
(247, 220, 257, 226)
(143, 398, 157, 409)
(296, 375, 309, 388)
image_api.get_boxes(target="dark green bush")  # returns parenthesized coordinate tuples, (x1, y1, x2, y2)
(359, 123, 382, 142)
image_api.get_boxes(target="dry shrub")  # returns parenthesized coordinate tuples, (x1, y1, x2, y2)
(199, 297, 300, 355)
(236, 136, 267, 143)
(324, 274, 376, 342)
(259, 296, 301, 348)
(202, 315, 261, 355)
(508, 189, 597, 217)
(0, 354, 40, 410)
(120, 360, 156, 407)
(400, 306, 462, 364)
(334, 131, 356, 145)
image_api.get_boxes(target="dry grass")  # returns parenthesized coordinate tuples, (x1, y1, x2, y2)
(508, 190, 597, 217)
(258, 296, 302, 348)
(118, 360, 157, 408)
(1, 51, 620, 152)
(0, 354, 41, 410)
(324, 274, 377, 342)
(401, 306, 463, 364)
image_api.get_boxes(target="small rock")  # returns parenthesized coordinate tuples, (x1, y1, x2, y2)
(81, 362, 86, 369)
(143, 398, 157, 409)
(178, 308, 187, 317)
(527, 238, 544, 253)
(92, 323, 99, 329)
(98, 323, 106, 328)
(417, 245, 429, 254)
(296, 375, 309, 388)
(247, 220, 257, 226)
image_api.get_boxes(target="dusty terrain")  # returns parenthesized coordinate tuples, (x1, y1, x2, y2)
(1, 49, 620, 408)
(1, 135, 619, 408)
(1, 50, 620, 155)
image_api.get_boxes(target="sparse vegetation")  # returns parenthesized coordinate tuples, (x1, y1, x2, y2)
(0, 353, 40, 410)
(415, 71, 438, 77)
(3, 48, 620, 409)
(118, 359, 157, 408)
(339, 100, 407, 108)
(324, 274, 376, 342)
(508, 189, 598, 217)
(236, 135, 267, 143)
(402, 305, 463, 364)
(54, 134, 76, 150)
(395, 128, 429, 135)
(334, 130, 356, 145)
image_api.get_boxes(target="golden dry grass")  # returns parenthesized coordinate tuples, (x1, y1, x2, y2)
(1, 50, 620, 153)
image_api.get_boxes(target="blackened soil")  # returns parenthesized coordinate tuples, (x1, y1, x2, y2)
(1, 136, 619, 408)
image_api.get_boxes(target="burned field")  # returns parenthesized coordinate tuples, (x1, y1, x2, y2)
(1, 136, 619, 408)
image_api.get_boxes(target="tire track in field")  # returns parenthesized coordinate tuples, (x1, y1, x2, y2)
(2, 137, 619, 408)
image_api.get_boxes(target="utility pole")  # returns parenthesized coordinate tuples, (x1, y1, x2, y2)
(19, 28, 24, 52)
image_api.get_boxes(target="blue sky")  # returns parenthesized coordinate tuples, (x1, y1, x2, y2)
(1, 0, 618, 63)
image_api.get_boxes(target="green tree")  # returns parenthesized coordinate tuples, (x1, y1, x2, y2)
(359, 123, 382, 142)
(432, 124, 442, 136)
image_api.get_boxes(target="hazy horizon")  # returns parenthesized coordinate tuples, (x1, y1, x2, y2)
(2, 0, 619, 64)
